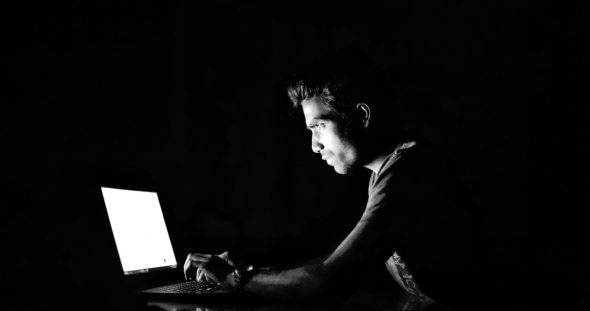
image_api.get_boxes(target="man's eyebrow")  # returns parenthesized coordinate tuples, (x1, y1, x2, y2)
(306, 114, 334, 129)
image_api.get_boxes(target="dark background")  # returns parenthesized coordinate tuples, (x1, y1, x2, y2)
(2, 1, 587, 310)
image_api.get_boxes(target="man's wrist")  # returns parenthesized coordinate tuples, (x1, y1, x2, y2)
(232, 266, 255, 293)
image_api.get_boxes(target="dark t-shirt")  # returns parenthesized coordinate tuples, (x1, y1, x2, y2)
(325, 140, 478, 306)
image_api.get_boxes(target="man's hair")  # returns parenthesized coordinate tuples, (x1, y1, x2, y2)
(287, 74, 349, 119)
(286, 48, 389, 126)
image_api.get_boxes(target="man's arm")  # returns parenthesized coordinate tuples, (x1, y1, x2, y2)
(185, 211, 394, 300)
(185, 200, 398, 301)
(241, 260, 326, 300)
(186, 165, 407, 299)
(238, 212, 393, 299)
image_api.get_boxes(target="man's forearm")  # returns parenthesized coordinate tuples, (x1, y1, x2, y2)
(242, 258, 327, 300)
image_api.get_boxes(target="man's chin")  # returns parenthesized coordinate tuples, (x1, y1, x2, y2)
(333, 165, 350, 175)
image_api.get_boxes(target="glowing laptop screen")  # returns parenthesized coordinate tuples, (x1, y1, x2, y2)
(101, 187, 177, 274)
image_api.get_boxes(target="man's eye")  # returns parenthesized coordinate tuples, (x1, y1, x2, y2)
(308, 122, 326, 131)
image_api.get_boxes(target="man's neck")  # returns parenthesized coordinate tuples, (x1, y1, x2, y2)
(363, 150, 393, 174)
(360, 132, 407, 174)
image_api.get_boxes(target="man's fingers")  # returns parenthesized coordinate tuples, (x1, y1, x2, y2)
(196, 268, 215, 283)
(196, 269, 203, 282)
(184, 253, 232, 283)
(190, 260, 208, 269)
(185, 253, 211, 262)
(200, 268, 221, 284)
(184, 256, 193, 280)
(184, 253, 210, 280)
(184, 254, 197, 280)
(189, 254, 212, 263)
(218, 251, 235, 266)
(188, 257, 214, 279)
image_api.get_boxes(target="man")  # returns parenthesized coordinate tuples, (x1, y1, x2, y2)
(184, 51, 478, 309)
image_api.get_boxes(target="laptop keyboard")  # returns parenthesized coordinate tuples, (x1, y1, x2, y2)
(144, 280, 222, 294)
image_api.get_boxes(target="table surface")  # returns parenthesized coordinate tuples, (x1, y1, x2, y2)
(140, 293, 449, 311)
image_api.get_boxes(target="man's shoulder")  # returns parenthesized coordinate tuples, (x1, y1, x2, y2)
(377, 139, 442, 180)
(370, 139, 452, 204)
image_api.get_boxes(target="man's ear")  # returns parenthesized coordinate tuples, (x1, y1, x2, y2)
(355, 103, 371, 128)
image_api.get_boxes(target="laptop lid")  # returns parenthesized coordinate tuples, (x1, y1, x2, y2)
(101, 187, 177, 275)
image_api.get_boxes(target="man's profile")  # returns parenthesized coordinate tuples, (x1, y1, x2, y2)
(183, 49, 478, 309)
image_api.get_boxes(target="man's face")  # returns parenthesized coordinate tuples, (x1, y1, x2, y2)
(301, 96, 359, 174)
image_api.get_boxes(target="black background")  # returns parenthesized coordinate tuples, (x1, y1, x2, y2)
(2, 1, 587, 310)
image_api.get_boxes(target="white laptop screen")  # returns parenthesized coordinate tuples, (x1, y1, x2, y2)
(101, 187, 177, 274)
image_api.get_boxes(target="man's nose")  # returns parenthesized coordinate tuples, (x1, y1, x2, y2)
(311, 136, 323, 153)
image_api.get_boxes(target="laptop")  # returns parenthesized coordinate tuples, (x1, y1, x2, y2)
(101, 186, 244, 302)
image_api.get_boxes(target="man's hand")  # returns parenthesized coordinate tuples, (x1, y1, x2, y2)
(183, 251, 236, 288)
